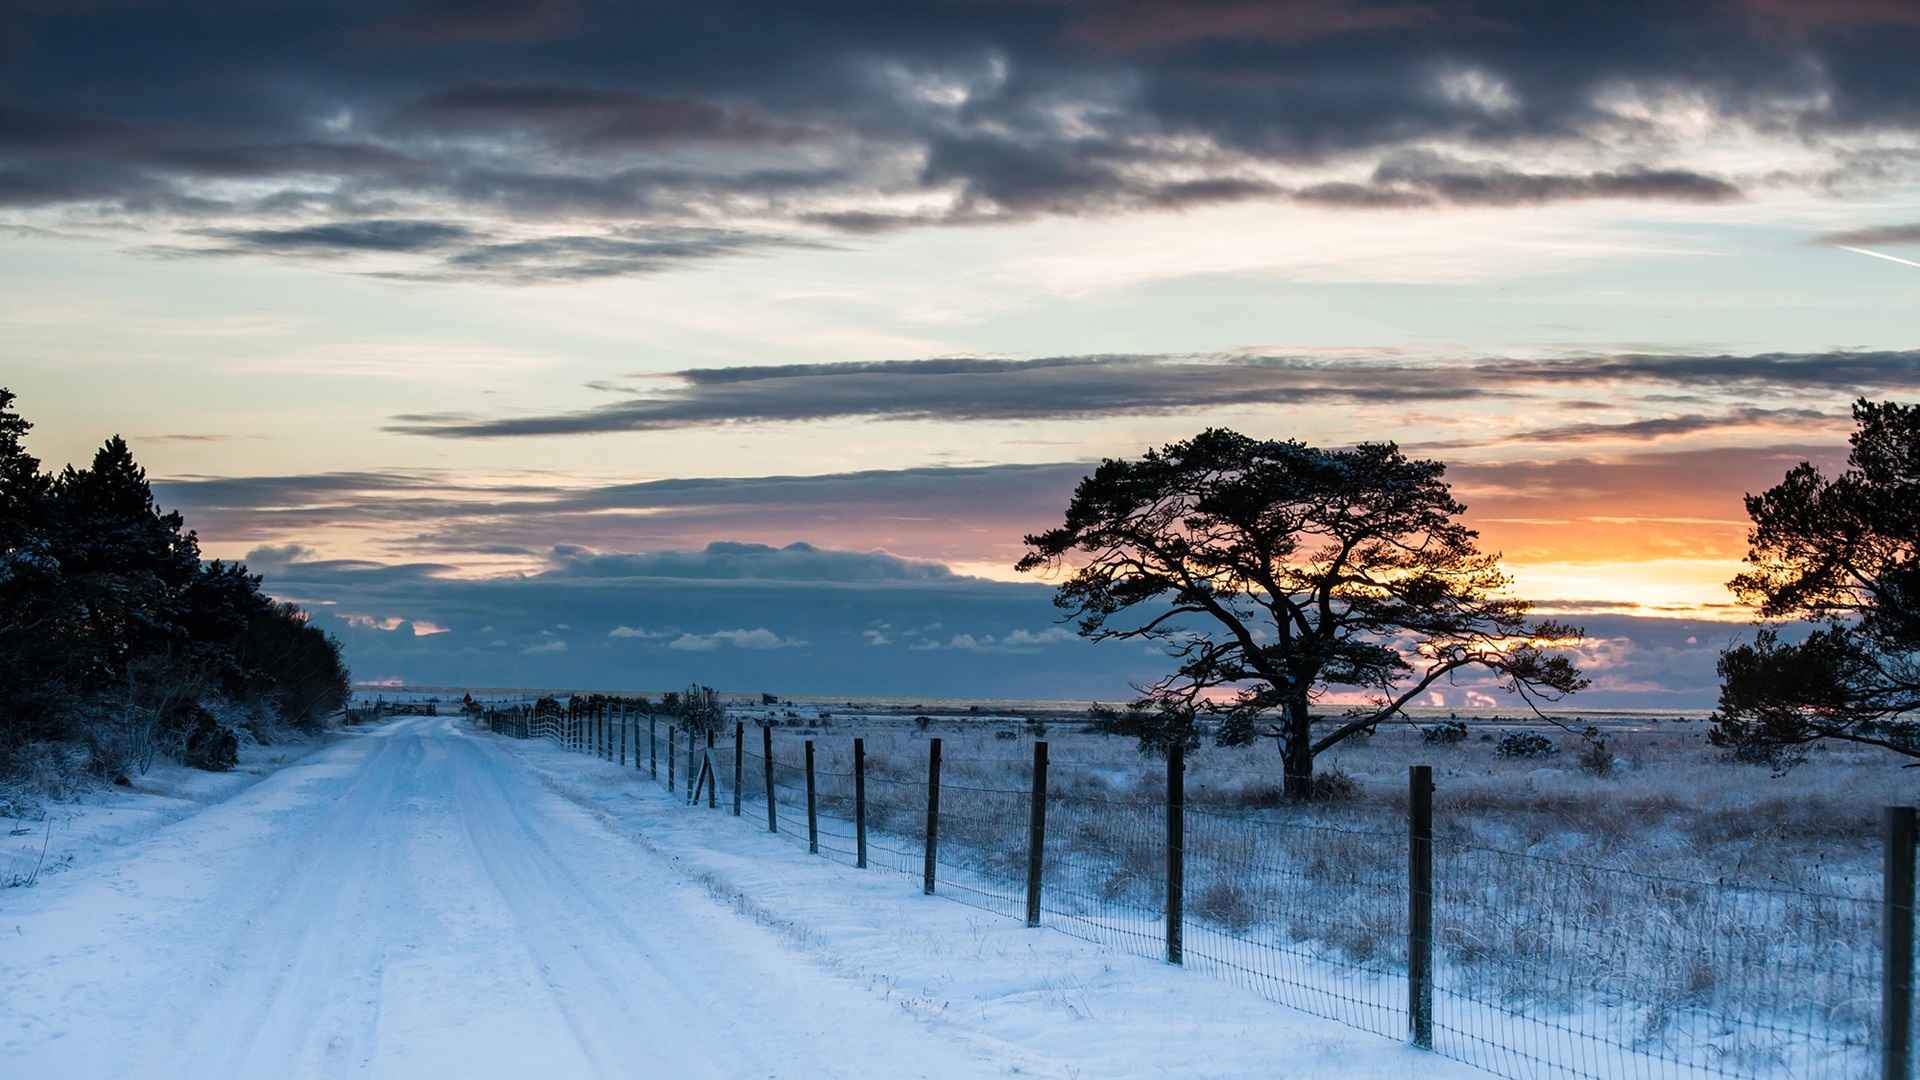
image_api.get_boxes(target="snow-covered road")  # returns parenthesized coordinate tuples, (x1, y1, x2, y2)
(2, 716, 1475, 1079)
(0, 717, 1021, 1079)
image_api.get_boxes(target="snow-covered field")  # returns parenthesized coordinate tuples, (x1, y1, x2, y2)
(0, 714, 1486, 1079)
(483, 701, 1897, 1078)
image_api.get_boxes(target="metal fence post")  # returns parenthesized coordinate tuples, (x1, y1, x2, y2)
(763, 724, 777, 834)
(1026, 740, 1049, 927)
(805, 739, 819, 854)
(733, 721, 744, 817)
(1166, 742, 1184, 965)
(923, 737, 942, 895)
(854, 737, 868, 869)
(1886, 805, 1916, 1080)
(1410, 764, 1435, 1050)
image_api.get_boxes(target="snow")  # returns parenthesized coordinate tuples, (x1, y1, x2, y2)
(1, 731, 339, 887)
(0, 715, 1484, 1079)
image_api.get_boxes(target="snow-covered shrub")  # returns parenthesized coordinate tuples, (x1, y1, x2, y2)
(181, 710, 238, 771)
(1310, 766, 1359, 801)
(1192, 879, 1255, 931)
(1496, 732, 1558, 759)
(1575, 727, 1616, 777)
(1422, 720, 1469, 745)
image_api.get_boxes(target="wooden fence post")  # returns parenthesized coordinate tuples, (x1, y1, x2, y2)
(924, 737, 942, 895)
(668, 727, 676, 792)
(1410, 764, 1435, 1050)
(619, 704, 627, 766)
(763, 724, 777, 834)
(1026, 740, 1050, 927)
(733, 721, 744, 817)
(707, 728, 716, 809)
(1166, 741, 1184, 965)
(649, 714, 657, 776)
(1886, 805, 1916, 1080)
(854, 737, 868, 869)
(687, 730, 698, 805)
(805, 740, 819, 854)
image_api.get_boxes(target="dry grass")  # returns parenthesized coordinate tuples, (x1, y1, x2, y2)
(716, 710, 1900, 1075)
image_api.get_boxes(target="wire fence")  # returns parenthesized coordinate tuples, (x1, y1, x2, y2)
(479, 705, 1909, 1080)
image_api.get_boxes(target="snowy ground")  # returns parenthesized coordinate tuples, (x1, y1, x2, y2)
(1, 730, 339, 887)
(0, 715, 1481, 1079)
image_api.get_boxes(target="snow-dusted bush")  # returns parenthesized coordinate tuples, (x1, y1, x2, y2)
(1496, 732, 1557, 759)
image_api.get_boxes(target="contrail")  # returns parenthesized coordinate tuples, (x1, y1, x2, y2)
(1839, 245, 1920, 270)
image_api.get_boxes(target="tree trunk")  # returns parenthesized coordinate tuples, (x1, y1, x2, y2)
(1280, 695, 1314, 800)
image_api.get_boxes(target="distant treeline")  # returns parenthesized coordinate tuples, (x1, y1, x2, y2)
(0, 389, 350, 781)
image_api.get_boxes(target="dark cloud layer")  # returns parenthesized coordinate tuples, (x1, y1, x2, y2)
(251, 537, 1736, 706)
(386, 348, 1920, 438)
(5, 1, 1919, 278)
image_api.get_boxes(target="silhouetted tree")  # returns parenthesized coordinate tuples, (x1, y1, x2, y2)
(1714, 399, 1920, 766)
(0, 390, 350, 768)
(1018, 429, 1586, 799)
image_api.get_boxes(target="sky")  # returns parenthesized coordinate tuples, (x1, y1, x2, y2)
(4, 0, 1919, 707)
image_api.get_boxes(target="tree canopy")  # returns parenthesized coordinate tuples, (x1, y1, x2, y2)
(1018, 428, 1585, 798)
(1714, 399, 1920, 766)
(0, 389, 350, 778)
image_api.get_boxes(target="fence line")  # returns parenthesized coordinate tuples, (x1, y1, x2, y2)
(478, 701, 1910, 1080)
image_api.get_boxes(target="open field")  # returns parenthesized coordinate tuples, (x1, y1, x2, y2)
(473, 691, 1907, 1079)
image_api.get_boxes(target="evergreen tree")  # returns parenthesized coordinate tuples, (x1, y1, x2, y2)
(1019, 428, 1586, 799)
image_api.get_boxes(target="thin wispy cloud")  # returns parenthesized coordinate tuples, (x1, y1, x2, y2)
(385, 349, 1920, 439)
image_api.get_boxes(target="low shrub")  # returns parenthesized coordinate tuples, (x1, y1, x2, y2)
(1310, 766, 1359, 802)
(182, 713, 239, 771)
(1192, 879, 1255, 931)
(1575, 727, 1616, 777)
(1422, 720, 1469, 745)
(1496, 732, 1558, 759)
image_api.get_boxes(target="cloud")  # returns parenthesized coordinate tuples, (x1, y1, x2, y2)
(184, 220, 477, 256)
(911, 626, 1076, 652)
(389, 84, 818, 147)
(3, 2, 1917, 272)
(238, 530, 1767, 706)
(609, 625, 673, 639)
(386, 349, 1920, 438)
(1348, 152, 1744, 209)
(546, 541, 959, 583)
(385, 353, 1503, 437)
(416, 226, 833, 283)
(1815, 222, 1920, 247)
(243, 543, 319, 572)
(156, 219, 828, 283)
(667, 627, 808, 651)
(1418, 407, 1843, 448)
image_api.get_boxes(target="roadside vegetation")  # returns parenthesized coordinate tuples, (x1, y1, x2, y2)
(0, 388, 350, 810)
